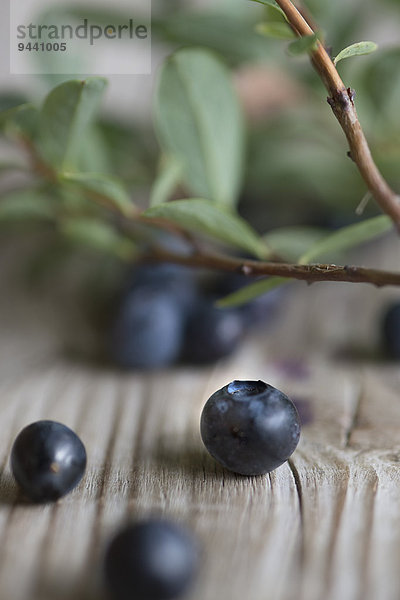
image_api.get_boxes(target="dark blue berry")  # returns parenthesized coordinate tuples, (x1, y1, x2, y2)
(109, 262, 198, 369)
(10, 420, 87, 502)
(183, 297, 245, 364)
(104, 520, 199, 600)
(128, 263, 190, 286)
(200, 380, 300, 476)
(126, 264, 197, 312)
(382, 302, 400, 358)
(109, 286, 185, 369)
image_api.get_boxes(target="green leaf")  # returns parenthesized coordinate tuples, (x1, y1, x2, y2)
(255, 22, 295, 40)
(0, 190, 54, 221)
(60, 218, 136, 260)
(251, 0, 287, 20)
(298, 215, 392, 265)
(334, 41, 378, 66)
(264, 226, 327, 261)
(150, 156, 183, 207)
(77, 126, 112, 174)
(217, 276, 288, 307)
(288, 33, 319, 56)
(98, 118, 156, 185)
(0, 104, 29, 130)
(154, 48, 244, 208)
(38, 78, 108, 171)
(60, 172, 135, 217)
(143, 199, 269, 259)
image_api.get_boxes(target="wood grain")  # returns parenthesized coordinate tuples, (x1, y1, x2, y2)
(0, 233, 399, 600)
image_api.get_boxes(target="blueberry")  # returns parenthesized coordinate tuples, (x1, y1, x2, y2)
(109, 286, 185, 369)
(382, 302, 400, 358)
(10, 420, 87, 502)
(128, 263, 192, 287)
(183, 297, 245, 364)
(125, 264, 197, 314)
(200, 380, 300, 476)
(104, 520, 199, 600)
(109, 262, 199, 369)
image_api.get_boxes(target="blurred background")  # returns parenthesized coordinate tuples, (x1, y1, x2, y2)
(0, 0, 399, 367)
(1, 0, 399, 228)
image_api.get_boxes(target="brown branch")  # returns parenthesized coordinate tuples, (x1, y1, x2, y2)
(12, 56, 400, 290)
(274, 0, 400, 229)
(143, 247, 400, 288)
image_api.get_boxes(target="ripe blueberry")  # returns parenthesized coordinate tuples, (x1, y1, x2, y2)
(109, 263, 199, 369)
(10, 420, 87, 502)
(183, 297, 245, 364)
(126, 264, 197, 313)
(104, 519, 199, 600)
(200, 380, 300, 476)
(382, 302, 400, 358)
(109, 286, 185, 369)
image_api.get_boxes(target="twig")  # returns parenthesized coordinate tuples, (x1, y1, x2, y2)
(13, 55, 400, 290)
(274, 0, 400, 229)
(143, 247, 400, 288)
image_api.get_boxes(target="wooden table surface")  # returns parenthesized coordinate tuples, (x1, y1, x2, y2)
(0, 234, 400, 600)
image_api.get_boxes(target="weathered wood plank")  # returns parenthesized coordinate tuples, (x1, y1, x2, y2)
(0, 234, 399, 599)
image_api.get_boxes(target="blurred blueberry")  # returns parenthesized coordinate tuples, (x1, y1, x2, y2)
(183, 296, 245, 364)
(109, 286, 185, 369)
(125, 263, 197, 314)
(128, 263, 191, 287)
(382, 302, 400, 359)
(104, 519, 199, 600)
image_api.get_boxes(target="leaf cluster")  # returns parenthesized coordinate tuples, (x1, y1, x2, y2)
(0, 0, 398, 306)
